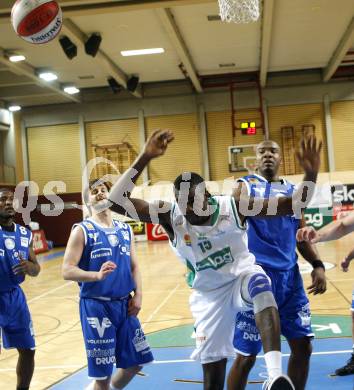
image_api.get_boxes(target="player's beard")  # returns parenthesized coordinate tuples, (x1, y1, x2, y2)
(0, 209, 14, 225)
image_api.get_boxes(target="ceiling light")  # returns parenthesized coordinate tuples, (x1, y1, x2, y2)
(121, 48, 164, 57)
(9, 105, 21, 112)
(59, 36, 77, 60)
(64, 86, 80, 95)
(85, 33, 102, 57)
(9, 55, 26, 62)
(39, 72, 58, 82)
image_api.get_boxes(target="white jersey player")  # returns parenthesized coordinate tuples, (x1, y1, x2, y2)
(109, 130, 322, 390)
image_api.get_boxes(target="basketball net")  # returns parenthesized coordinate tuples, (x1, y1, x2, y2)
(218, 0, 260, 23)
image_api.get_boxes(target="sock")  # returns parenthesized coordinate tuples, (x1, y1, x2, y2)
(17, 387, 29, 390)
(264, 351, 282, 379)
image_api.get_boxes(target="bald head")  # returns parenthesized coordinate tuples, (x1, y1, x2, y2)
(255, 140, 282, 178)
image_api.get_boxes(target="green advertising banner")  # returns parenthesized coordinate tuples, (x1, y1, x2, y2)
(304, 207, 333, 230)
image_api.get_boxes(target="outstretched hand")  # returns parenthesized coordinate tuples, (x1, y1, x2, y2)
(296, 136, 322, 176)
(143, 129, 174, 159)
(341, 257, 352, 272)
(296, 226, 320, 243)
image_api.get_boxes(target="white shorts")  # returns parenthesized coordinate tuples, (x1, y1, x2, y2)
(189, 264, 266, 364)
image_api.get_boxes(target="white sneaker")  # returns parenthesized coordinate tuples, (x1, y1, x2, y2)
(262, 374, 295, 390)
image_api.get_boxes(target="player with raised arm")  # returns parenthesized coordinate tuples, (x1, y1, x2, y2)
(62, 180, 153, 390)
(229, 140, 326, 390)
(109, 131, 321, 390)
(0, 188, 41, 390)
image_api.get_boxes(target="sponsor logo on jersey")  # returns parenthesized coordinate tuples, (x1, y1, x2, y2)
(20, 237, 29, 248)
(195, 332, 207, 348)
(196, 246, 234, 271)
(184, 234, 192, 246)
(96, 356, 116, 365)
(4, 238, 15, 250)
(108, 234, 119, 247)
(87, 317, 112, 338)
(243, 332, 261, 341)
(90, 248, 112, 260)
(298, 303, 311, 327)
(132, 328, 149, 352)
(87, 338, 114, 345)
(84, 222, 95, 230)
(87, 348, 115, 358)
(88, 232, 100, 244)
(121, 230, 130, 241)
(248, 178, 259, 183)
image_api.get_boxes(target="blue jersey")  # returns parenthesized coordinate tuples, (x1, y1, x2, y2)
(75, 219, 136, 298)
(0, 223, 32, 292)
(238, 174, 300, 271)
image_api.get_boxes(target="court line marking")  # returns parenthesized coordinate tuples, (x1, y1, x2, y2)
(143, 283, 181, 327)
(28, 282, 75, 304)
(0, 364, 83, 372)
(151, 349, 353, 364)
(1, 349, 352, 371)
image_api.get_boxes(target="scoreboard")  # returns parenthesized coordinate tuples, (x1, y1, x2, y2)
(241, 121, 256, 135)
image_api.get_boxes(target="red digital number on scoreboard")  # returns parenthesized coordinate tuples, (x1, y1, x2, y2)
(241, 122, 257, 135)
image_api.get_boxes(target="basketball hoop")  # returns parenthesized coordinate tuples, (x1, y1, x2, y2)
(218, 0, 260, 23)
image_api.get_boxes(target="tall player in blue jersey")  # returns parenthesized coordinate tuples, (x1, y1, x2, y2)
(229, 140, 327, 390)
(0, 188, 41, 390)
(108, 131, 322, 390)
(62, 180, 153, 390)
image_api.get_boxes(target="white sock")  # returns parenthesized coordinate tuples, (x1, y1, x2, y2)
(264, 351, 282, 379)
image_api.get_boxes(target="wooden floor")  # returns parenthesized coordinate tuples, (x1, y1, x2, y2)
(1, 234, 354, 390)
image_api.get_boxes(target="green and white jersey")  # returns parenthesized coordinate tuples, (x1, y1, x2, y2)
(169, 195, 255, 292)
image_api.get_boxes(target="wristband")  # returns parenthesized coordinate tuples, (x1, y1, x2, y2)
(312, 259, 325, 270)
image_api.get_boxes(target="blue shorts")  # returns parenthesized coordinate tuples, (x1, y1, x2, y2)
(0, 287, 35, 350)
(80, 297, 154, 379)
(234, 264, 313, 356)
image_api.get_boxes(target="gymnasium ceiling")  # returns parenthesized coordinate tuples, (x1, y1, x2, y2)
(0, 0, 353, 107)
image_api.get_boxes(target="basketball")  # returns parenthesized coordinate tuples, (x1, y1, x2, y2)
(11, 0, 62, 44)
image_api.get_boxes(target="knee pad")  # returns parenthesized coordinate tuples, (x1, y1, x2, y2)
(247, 273, 277, 314)
(248, 273, 272, 299)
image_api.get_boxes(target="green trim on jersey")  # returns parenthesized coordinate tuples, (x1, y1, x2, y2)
(209, 197, 220, 226)
(185, 259, 196, 287)
(230, 197, 246, 230)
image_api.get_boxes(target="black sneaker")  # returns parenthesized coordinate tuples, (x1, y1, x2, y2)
(335, 354, 354, 376)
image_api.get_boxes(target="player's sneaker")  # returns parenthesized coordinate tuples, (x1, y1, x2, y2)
(335, 354, 354, 376)
(262, 374, 295, 390)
